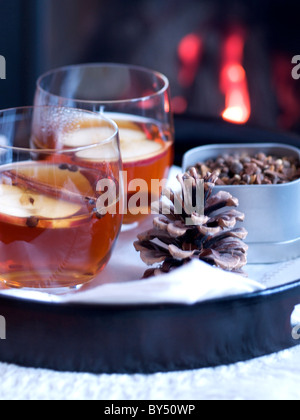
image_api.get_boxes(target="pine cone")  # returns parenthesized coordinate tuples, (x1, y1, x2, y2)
(134, 168, 248, 278)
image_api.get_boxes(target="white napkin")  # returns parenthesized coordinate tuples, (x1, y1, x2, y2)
(0, 259, 264, 305)
(61, 259, 265, 305)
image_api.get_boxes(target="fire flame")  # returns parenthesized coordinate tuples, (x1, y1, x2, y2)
(173, 33, 203, 114)
(220, 32, 251, 124)
(178, 33, 203, 88)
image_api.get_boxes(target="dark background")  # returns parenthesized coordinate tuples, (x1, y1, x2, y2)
(0, 0, 299, 135)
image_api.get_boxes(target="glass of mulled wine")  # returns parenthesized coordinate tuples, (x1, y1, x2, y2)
(0, 106, 123, 290)
(34, 63, 174, 227)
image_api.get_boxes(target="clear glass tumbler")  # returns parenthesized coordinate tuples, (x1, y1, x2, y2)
(0, 106, 123, 290)
(35, 63, 174, 227)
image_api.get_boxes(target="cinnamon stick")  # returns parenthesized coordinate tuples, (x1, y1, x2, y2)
(1, 170, 96, 205)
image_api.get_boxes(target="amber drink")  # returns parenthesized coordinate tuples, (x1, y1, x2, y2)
(33, 113, 173, 224)
(0, 107, 123, 289)
(113, 115, 173, 224)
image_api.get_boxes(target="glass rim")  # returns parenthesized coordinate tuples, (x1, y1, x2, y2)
(0, 105, 120, 154)
(36, 62, 170, 105)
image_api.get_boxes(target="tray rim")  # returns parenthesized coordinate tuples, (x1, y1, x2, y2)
(1, 277, 300, 313)
(1, 275, 300, 375)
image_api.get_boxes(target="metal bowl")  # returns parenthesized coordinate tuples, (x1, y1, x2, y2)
(182, 143, 300, 264)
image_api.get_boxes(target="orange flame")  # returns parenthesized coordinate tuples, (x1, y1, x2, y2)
(177, 33, 203, 88)
(220, 32, 251, 124)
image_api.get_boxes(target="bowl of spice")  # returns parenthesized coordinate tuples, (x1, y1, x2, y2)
(182, 143, 300, 263)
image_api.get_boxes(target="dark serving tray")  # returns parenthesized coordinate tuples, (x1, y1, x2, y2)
(0, 116, 300, 374)
(0, 280, 300, 374)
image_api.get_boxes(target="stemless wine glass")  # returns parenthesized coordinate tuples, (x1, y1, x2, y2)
(0, 106, 123, 290)
(35, 63, 174, 227)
